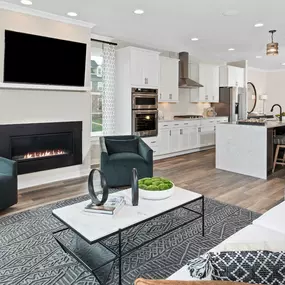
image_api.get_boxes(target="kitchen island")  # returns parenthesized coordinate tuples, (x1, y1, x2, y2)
(216, 121, 285, 179)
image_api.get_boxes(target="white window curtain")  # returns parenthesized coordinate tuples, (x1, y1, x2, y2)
(102, 44, 116, 135)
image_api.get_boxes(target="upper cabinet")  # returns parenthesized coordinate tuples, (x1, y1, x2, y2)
(130, 47, 160, 88)
(190, 63, 219, 103)
(159, 57, 179, 102)
(219, 66, 244, 88)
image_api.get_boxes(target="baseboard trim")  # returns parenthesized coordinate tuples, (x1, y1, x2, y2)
(154, 146, 215, 161)
(19, 175, 88, 193)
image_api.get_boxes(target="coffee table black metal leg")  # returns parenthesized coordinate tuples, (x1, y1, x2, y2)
(202, 196, 205, 237)
(118, 229, 122, 285)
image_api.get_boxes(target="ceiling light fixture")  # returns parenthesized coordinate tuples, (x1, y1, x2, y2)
(21, 0, 32, 5)
(266, 30, 278, 56)
(254, 23, 264, 28)
(228, 48, 235, 51)
(222, 10, 239, 16)
(67, 12, 77, 17)
(191, 38, 199, 41)
(256, 56, 262, 58)
(282, 63, 285, 66)
(134, 9, 144, 15)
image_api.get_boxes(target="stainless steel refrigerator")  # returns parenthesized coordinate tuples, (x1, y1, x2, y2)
(211, 87, 243, 122)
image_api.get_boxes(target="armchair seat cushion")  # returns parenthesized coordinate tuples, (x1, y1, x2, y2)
(109, 152, 145, 164)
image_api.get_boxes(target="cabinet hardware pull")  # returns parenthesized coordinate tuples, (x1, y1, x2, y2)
(145, 78, 148, 84)
(169, 130, 171, 136)
(151, 141, 156, 143)
(163, 125, 168, 127)
(160, 93, 162, 99)
(174, 124, 179, 126)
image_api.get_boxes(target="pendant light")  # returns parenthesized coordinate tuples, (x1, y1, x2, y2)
(266, 30, 279, 56)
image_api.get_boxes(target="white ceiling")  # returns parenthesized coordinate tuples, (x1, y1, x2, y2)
(4, 0, 285, 70)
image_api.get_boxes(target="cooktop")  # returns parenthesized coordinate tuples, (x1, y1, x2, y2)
(174, 115, 203, 119)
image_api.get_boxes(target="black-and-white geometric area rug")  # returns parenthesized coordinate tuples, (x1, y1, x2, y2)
(0, 194, 260, 285)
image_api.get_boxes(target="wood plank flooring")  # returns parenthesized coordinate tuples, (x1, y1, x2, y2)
(1, 149, 285, 217)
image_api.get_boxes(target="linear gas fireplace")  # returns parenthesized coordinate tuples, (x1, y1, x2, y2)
(0, 122, 82, 174)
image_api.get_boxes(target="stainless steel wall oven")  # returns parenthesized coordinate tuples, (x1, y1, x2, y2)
(132, 88, 158, 137)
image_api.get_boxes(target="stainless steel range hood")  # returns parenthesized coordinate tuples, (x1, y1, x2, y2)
(179, 52, 203, 88)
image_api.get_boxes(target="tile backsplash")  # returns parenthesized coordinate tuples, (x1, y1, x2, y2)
(158, 89, 210, 119)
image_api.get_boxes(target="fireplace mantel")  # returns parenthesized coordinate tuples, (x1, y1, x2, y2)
(0, 83, 91, 92)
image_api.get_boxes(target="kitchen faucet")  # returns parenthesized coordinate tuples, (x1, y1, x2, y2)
(271, 104, 283, 122)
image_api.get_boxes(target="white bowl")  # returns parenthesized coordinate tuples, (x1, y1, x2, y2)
(139, 185, 175, 200)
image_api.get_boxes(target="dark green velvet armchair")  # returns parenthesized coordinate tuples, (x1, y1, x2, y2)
(0, 157, 18, 210)
(100, 135, 153, 187)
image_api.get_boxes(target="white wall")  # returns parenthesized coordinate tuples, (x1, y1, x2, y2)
(248, 68, 267, 113)
(158, 89, 210, 119)
(0, 10, 92, 189)
(266, 71, 285, 115)
(248, 68, 285, 115)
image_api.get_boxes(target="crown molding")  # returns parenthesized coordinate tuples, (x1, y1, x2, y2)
(91, 33, 114, 43)
(248, 66, 285, 73)
(0, 1, 95, 29)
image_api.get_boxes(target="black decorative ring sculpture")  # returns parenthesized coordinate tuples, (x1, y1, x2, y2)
(247, 82, 257, 114)
(88, 169, 109, 206)
(131, 168, 139, 206)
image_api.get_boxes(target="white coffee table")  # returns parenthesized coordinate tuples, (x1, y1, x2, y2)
(52, 187, 204, 285)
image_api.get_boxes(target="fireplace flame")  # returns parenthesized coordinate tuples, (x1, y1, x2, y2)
(23, 149, 67, 160)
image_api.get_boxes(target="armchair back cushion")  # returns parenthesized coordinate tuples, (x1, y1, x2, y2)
(105, 137, 139, 155)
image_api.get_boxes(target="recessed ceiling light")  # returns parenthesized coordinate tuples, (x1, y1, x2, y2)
(256, 55, 262, 58)
(21, 0, 32, 5)
(134, 9, 144, 15)
(254, 23, 264, 28)
(67, 12, 77, 17)
(191, 38, 199, 41)
(222, 10, 239, 16)
(228, 48, 235, 51)
(282, 63, 285, 66)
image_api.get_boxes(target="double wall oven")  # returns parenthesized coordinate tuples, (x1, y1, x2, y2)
(132, 88, 158, 137)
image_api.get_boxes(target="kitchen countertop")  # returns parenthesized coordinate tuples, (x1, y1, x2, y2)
(221, 121, 285, 128)
(158, 116, 227, 122)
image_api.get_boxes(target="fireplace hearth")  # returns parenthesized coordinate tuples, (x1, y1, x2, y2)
(0, 122, 82, 174)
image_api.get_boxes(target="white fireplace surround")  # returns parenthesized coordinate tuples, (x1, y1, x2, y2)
(0, 10, 92, 189)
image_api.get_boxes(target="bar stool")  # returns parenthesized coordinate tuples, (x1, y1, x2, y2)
(272, 135, 285, 173)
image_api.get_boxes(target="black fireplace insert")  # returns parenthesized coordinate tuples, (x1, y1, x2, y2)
(0, 122, 82, 175)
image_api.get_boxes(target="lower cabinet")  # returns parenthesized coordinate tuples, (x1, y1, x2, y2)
(179, 127, 191, 151)
(158, 128, 171, 155)
(189, 127, 199, 149)
(152, 118, 227, 158)
(170, 128, 180, 153)
(199, 126, 215, 147)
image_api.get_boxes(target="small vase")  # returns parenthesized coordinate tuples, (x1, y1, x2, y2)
(131, 168, 139, 206)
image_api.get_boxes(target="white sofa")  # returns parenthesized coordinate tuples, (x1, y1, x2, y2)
(168, 201, 285, 281)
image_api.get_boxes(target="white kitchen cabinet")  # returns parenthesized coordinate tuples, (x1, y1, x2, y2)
(142, 137, 159, 156)
(159, 57, 179, 102)
(129, 47, 160, 88)
(170, 128, 180, 153)
(189, 126, 199, 149)
(190, 64, 219, 103)
(199, 125, 215, 147)
(158, 128, 171, 155)
(219, 66, 244, 88)
(179, 126, 191, 151)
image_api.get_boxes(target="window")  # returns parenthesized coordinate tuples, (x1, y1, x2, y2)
(91, 41, 104, 135)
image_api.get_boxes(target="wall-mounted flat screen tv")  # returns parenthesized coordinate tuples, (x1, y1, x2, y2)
(4, 30, 87, 87)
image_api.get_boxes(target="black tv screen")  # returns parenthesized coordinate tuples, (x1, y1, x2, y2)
(4, 30, 87, 87)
